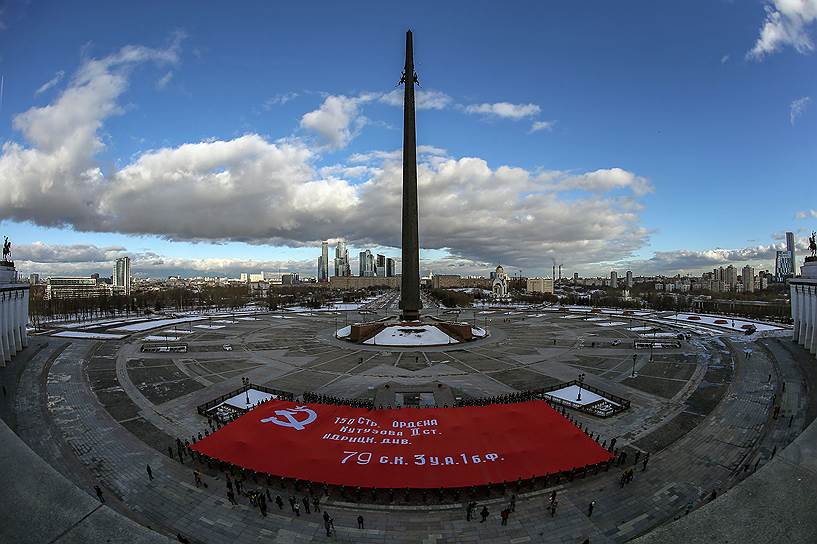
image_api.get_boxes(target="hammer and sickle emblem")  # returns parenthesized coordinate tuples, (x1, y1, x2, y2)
(260, 406, 317, 431)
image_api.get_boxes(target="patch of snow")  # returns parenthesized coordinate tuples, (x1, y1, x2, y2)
(144, 335, 181, 341)
(52, 331, 127, 340)
(336, 325, 352, 338)
(194, 324, 225, 330)
(544, 385, 619, 407)
(111, 317, 206, 332)
(626, 326, 654, 332)
(595, 321, 628, 327)
(363, 325, 458, 346)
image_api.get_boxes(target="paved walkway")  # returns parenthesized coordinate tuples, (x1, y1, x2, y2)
(7, 328, 811, 544)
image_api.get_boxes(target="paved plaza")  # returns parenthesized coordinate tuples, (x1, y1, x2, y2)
(2, 293, 814, 543)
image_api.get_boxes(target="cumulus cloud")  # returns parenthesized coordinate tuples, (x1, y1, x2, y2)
(528, 120, 556, 133)
(34, 70, 65, 95)
(379, 89, 453, 110)
(464, 102, 540, 120)
(790, 96, 811, 124)
(14, 241, 127, 263)
(796, 209, 817, 219)
(0, 40, 655, 275)
(720, 54, 730, 64)
(300, 94, 374, 149)
(621, 245, 783, 276)
(748, 0, 817, 59)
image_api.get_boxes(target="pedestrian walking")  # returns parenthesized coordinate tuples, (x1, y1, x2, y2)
(235, 479, 242, 495)
(550, 490, 557, 504)
(510, 493, 516, 512)
(466, 502, 473, 521)
(588, 500, 595, 517)
(176, 533, 191, 543)
(193, 470, 202, 487)
(168, 446, 174, 458)
(177, 449, 184, 464)
(146, 464, 153, 481)
(549, 499, 558, 517)
(289, 496, 297, 512)
(294, 503, 300, 517)
(480, 506, 489, 522)
(642, 452, 650, 471)
(357, 514, 364, 529)
(266, 488, 272, 502)
(709, 489, 717, 502)
(303, 496, 311, 514)
(312, 495, 320, 512)
(276, 495, 284, 510)
(634, 451, 641, 465)
(500, 508, 510, 525)
(226, 478, 233, 492)
(324, 518, 332, 537)
(94, 485, 105, 503)
(227, 490, 237, 505)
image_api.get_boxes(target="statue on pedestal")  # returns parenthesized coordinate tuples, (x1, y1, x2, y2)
(2, 236, 11, 262)
(809, 231, 816, 259)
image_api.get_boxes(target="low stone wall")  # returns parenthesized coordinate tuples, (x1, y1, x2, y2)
(632, 413, 817, 543)
(0, 418, 171, 544)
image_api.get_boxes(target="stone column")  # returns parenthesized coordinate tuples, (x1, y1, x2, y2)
(801, 286, 811, 348)
(1, 293, 10, 362)
(792, 284, 800, 342)
(809, 286, 817, 354)
(21, 288, 29, 348)
(0, 295, 6, 365)
(11, 291, 22, 353)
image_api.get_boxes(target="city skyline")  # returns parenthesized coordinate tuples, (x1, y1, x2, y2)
(1, 2, 816, 279)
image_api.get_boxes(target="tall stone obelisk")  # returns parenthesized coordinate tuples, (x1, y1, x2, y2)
(399, 30, 422, 322)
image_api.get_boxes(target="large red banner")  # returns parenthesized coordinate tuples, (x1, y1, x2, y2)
(192, 400, 612, 488)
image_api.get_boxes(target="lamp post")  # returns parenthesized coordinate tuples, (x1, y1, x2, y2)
(577, 372, 585, 402)
(631, 353, 637, 378)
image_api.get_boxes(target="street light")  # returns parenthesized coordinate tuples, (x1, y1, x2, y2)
(577, 372, 586, 401)
(631, 353, 637, 378)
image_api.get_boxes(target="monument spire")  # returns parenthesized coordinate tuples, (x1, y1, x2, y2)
(399, 30, 422, 321)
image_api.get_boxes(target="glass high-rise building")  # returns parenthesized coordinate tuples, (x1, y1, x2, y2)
(113, 256, 131, 295)
(786, 232, 796, 273)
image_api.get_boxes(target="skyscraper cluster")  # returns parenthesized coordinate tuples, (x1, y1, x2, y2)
(316, 241, 395, 281)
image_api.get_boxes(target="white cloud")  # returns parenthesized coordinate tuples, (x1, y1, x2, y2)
(156, 71, 173, 89)
(34, 70, 65, 95)
(796, 209, 817, 219)
(0, 40, 654, 274)
(748, 0, 817, 60)
(549, 168, 653, 197)
(464, 102, 540, 120)
(528, 120, 556, 133)
(300, 94, 373, 150)
(790, 95, 811, 124)
(263, 92, 299, 109)
(720, 54, 730, 64)
(379, 89, 453, 110)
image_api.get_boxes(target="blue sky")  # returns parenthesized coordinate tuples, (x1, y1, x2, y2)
(0, 1, 816, 278)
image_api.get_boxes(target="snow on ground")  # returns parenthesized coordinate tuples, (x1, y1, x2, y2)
(595, 321, 628, 327)
(560, 315, 585, 319)
(236, 317, 259, 321)
(663, 313, 783, 332)
(194, 324, 225, 330)
(110, 317, 206, 332)
(544, 385, 619, 407)
(270, 315, 295, 319)
(336, 325, 352, 338)
(52, 331, 127, 340)
(212, 319, 238, 324)
(363, 325, 458, 346)
(165, 329, 193, 335)
(471, 327, 488, 338)
(216, 389, 277, 410)
(58, 316, 146, 329)
(627, 326, 654, 331)
(585, 317, 607, 321)
(144, 335, 181, 341)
